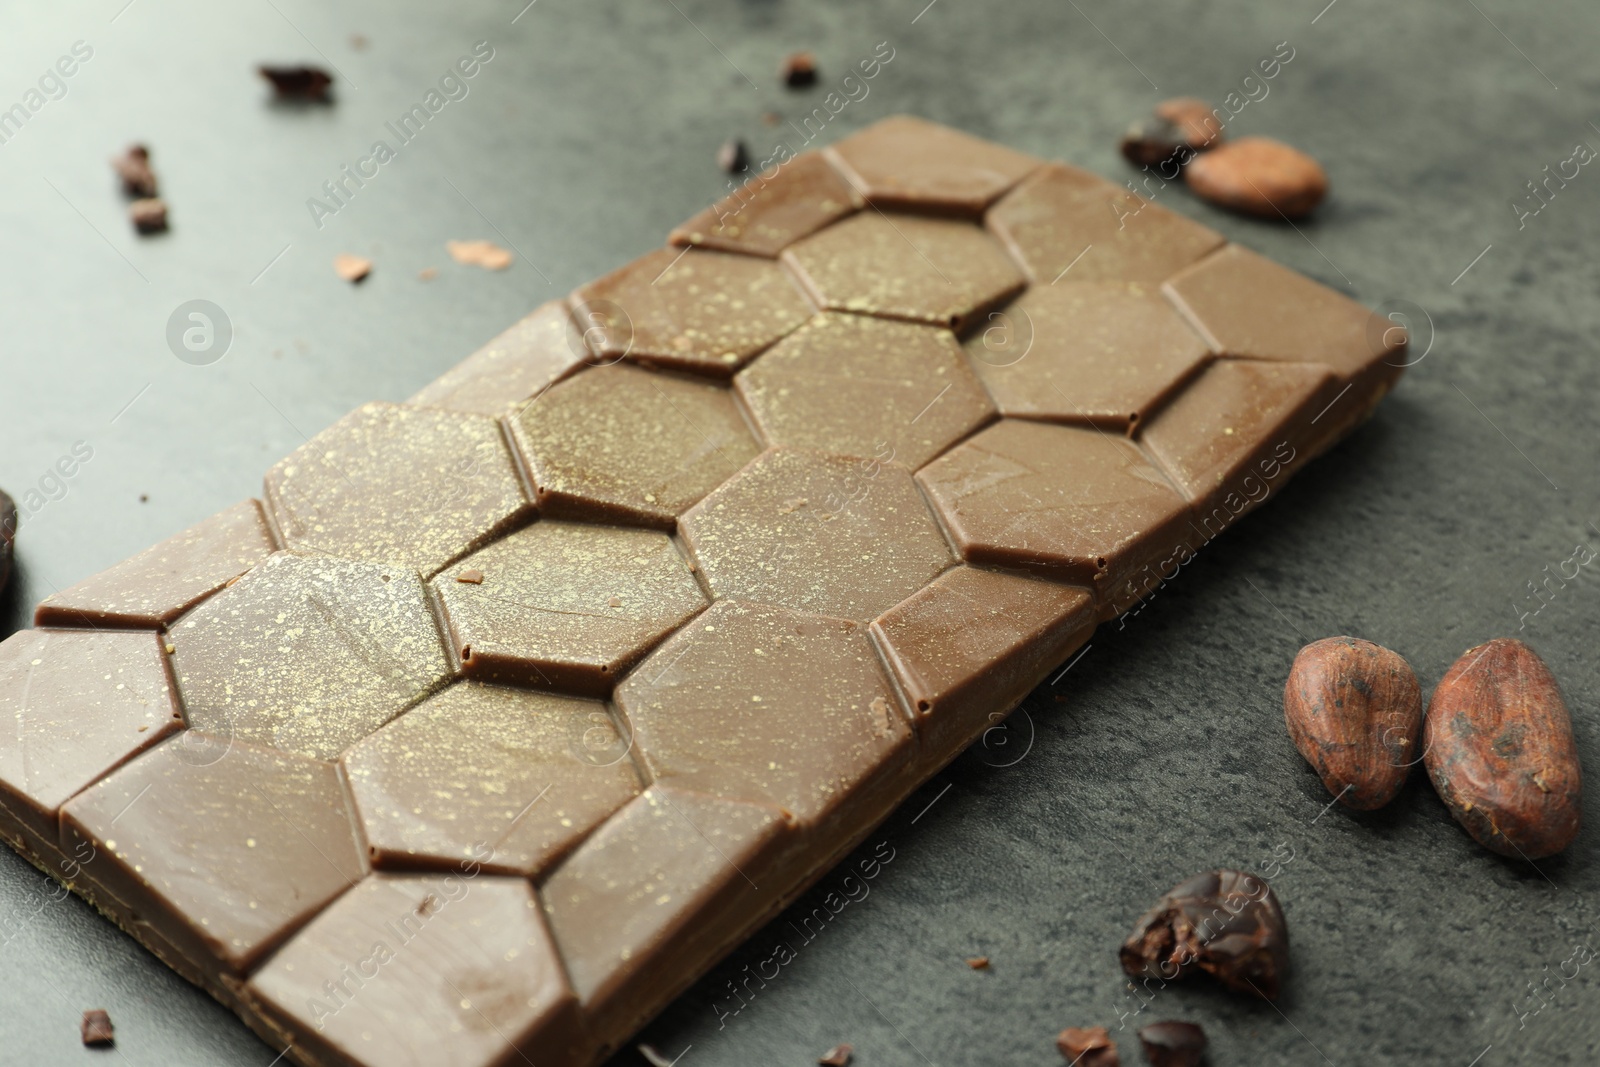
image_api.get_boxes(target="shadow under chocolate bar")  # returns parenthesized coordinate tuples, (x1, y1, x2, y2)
(0, 115, 1402, 1067)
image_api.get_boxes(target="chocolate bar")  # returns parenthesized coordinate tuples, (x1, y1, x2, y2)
(0, 115, 1403, 1067)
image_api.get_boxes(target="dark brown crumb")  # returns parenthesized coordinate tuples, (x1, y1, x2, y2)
(130, 198, 168, 234)
(259, 65, 333, 101)
(81, 1009, 114, 1047)
(111, 144, 157, 198)
(718, 137, 749, 174)
(781, 51, 818, 88)
(818, 1043, 853, 1066)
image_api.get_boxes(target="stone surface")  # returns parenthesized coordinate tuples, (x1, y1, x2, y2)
(986, 163, 1225, 286)
(680, 448, 953, 623)
(916, 419, 1193, 604)
(964, 282, 1211, 430)
(407, 300, 590, 418)
(344, 681, 640, 877)
(736, 312, 995, 469)
(250, 874, 583, 1067)
(264, 402, 530, 577)
(782, 213, 1025, 331)
(510, 363, 761, 529)
(669, 152, 863, 257)
(433, 521, 707, 694)
(170, 553, 451, 761)
(569, 247, 813, 376)
(824, 114, 1041, 214)
(34, 500, 276, 629)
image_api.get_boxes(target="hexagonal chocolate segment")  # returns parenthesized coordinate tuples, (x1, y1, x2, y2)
(669, 152, 864, 257)
(871, 567, 1096, 771)
(510, 363, 761, 529)
(782, 213, 1026, 331)
(250, 874, 582, 1067)
(343, 681, 642, 877)
(434, 521, 707, 694)
(0, 629, 183, 848)
(987, 163, 1225, 285)
(171, 553, 451, 761)
(407, 300, 589, 417)
(824, 115, 1041, 214)
(616, 600, 913, 837)
(34, 500, 276, 629)
(61, 736, 366, 976)
(541, 784, 790, 1037)
(1141, 358, 1338, 526)
(570, 247, 813, 376)
(964, 283, 1211, 430)
(1163, 243, 1403, 396)
(265, 402, 530, 577)
(680, 448, 953, 623)
(916, 419, 1193, 604)
(736, 312, 995, 469)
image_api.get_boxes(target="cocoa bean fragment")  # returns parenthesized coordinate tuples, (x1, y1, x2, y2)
(1424, 638, 1582, 859)
(1284, 636, 1422, 810)
(1057, 1026, 1118, 1066)
(1137, 1020, 1207, 1067)
(1120, 97, 1223, 172)
(1184, 136, 1327, 219)
(111, 144, 158, 198)
(1120, 869, 1288, 1000)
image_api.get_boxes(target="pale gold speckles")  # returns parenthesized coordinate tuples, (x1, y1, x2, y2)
(342, 681, 640, 877)
(510, 363, 761, 529)
(265, 402, 530, 577)
(172, 553, 451, 761)
(433, 521, 706, 695)
(680, 448, 951, 623)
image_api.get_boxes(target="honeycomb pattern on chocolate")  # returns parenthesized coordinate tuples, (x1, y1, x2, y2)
(0, 117, 1405, 1067)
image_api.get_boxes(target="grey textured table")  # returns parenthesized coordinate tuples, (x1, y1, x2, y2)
(1, 1, 1597, 1064)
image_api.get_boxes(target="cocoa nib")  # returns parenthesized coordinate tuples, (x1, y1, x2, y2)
(81, 1008, 115, 1047)
(259, 64, 333, 101)
(1120, 869, 1289, 1000)
(1138, 1020, 1207, 1067)
(1119, 97, 1223, 171)
(111, 144, 158, 198)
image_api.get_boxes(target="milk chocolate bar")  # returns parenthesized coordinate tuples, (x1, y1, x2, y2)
(0, 116, 1403, 1067)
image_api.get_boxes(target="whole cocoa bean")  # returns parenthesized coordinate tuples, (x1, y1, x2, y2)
(1284, 636, 1422, 810)
(1184, 136, 1327, 219)
(1424, 638, 1582, 859)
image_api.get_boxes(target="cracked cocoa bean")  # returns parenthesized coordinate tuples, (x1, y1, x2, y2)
(1120, 869, 1289, 1000)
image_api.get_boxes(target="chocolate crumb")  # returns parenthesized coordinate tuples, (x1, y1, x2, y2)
(415, 893, 440, 917)
(111, 144, 157, 198)
(139, 494, 149, 503)
(761, 110, 782, 127)
(333, 253, 373, 283)
(965, 956, 990, 970)
(718, 138, 749, 174)
(130, 198, 168, 235)
(608, 596, 622, 608)
(81, 1009, 114, 1047)
(259, 65, 333, 101)
(456, 569, 485, 585)
(349, 34, 369, 51)
(418, 267, 438, 281)
(164, 644, 175, 655)
(818, 1044, 853, 1066)
(781, 51, 818, 88)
